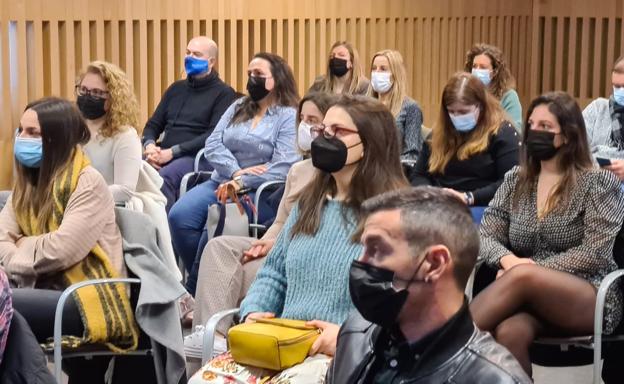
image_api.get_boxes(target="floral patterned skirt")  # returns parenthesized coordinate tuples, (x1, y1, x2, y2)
(188, 352, 332, 384)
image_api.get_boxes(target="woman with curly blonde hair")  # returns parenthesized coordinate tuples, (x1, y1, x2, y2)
(464, 43, 523, 131)
(77, 60, 142, 203)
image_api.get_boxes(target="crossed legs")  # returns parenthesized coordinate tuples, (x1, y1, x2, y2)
(470, 264, 597, 376)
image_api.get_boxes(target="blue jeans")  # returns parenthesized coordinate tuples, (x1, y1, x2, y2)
(470, 206, 487, 225)
(168, 179, 275, 295)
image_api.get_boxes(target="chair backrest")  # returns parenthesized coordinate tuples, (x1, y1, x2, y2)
(0, 191, 10, 211)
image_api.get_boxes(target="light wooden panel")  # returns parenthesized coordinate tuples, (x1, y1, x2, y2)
(0, 0, 534, 188)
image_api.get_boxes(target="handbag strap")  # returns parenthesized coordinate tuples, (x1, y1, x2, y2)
(216, 183, 245, 215)
(212, 203, 227, 238)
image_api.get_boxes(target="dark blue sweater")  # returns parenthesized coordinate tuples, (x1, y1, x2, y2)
(142, 71, 237, 157)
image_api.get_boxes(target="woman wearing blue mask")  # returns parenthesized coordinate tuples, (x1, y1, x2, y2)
(409, 72, 520, 223)
(464, 43, 523, 132)
(0, 98, 137, 383)
(366, 49, 424, 163)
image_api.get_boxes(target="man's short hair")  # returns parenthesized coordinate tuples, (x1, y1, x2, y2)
(356, 186, 479, 289)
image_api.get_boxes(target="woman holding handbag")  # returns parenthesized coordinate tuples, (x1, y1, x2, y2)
(189, 94, 409, 383)
(168, 52, 301, 294)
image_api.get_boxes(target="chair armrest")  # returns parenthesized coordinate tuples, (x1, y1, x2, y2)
(252, 180, 285, 238)
(202, 308, 240, 364)
(194, 148, 207, 172)
(54, 278, 141, 382)
(593, 269, 624, 384)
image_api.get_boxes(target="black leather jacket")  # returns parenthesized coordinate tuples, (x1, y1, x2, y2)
(327, 305, 532, 384)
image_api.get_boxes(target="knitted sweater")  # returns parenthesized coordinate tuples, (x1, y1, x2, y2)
(240, 200, 362, 324)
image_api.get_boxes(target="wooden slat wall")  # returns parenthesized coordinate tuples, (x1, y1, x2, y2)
(2, 0, 594, 189)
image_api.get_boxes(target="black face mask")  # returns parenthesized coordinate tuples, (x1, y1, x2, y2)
(247, 76, 270, 102)
(526, 130, 560, 161)
(77, 95, 107, 120)
(329, 57, 349, 77)
(310, 135, 361, 173)
(349, 256, 427, 328)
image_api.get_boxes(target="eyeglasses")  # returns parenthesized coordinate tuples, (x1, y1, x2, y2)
(75, 85, 109, 100)
(317, 124, 359, 139)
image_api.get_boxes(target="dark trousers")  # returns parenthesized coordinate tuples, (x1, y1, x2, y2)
(159, 155, 211, 213)
(12, 288, 160, 384)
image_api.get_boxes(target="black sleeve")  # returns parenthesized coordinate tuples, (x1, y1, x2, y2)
(177, 87, 238, 157)
(142, 83, 175, 146)
(471, 122, 521, 206)
(409, 138, 433, 186)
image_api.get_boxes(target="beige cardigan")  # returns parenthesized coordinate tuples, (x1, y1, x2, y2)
(262, 159, 316, 240)
(0, 166, 124, 288)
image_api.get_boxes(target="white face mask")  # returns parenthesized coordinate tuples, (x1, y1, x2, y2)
(371, 72, 393, 94)
(297, 121, 314, 151)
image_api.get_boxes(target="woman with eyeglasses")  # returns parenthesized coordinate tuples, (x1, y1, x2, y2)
(168, 52, 301, 296)
(183, 92, 337, 359)
(189, 95, 408, 383)
(77, 61, 142, 204)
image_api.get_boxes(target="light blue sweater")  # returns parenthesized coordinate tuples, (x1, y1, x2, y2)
(501, 89, 523, 132)
(240, 200, 362, 324)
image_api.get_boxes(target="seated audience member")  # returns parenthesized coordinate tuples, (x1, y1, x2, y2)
(188, 95, 408, 383)
(471, 91, 624, 377)
(0, 98, 137, 383)
(583, 54, 624, 181)
(410, 72, 520, 222)
(367, 49, 424, 162)
(0, 268, 11, 366)
(169, 52, 300, 294)
(142, 36, 237, 212)
(79, 60, 142, 204)
(308, 41, 369, 95)
(327, 187, 531, 384)
(183, 92, 337, 347)
(465, 43, 523, 131)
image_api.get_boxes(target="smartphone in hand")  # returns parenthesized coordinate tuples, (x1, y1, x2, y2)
(597, 157, 612, 167)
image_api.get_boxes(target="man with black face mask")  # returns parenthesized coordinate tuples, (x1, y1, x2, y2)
(327, 187, 531, 384)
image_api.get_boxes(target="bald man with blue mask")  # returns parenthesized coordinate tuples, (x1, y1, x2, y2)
(142, 36, 237, 212)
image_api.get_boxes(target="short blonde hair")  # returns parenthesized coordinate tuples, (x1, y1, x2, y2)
(367, 49, 408, 117)
(77, 61, 141, 137)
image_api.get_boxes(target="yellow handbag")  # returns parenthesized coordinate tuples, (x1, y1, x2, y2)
(227, 318, 320, 371)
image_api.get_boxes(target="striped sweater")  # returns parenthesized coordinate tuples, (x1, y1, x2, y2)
(240, 200, 362, 324)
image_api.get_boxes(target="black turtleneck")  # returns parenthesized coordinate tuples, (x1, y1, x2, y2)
(142, 71, 237, 157)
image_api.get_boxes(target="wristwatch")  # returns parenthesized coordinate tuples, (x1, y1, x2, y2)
(233, 175, 244, 189)
(464, 192, 474, 206)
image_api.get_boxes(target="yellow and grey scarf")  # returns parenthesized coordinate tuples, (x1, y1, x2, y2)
(15, 149, 138, 352)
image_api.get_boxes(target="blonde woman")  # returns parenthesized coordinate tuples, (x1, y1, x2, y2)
(77, 60, 142, 203)
(410, 72, 520, 221)
(309, 41, 369, 95)
(367, 49, 424, 161)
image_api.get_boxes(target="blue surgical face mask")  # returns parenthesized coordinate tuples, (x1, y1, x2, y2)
(472, 68, 492, 86)
(184, 56, 209, 76)
(614, 86, 624, 106)
(14, 136, 43, 168)
(449, 108, 479, 132)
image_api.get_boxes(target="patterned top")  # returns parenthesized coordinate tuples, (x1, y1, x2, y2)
(204, 98, 301, 189)
(480, 166, 624, 333)
(396, 97, 424, 162)
(0, 268, 13, 365)
(240, 200, 363, 324)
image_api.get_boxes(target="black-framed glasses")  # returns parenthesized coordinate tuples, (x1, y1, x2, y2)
(75, 85, 109, 100)
(317, 123, 359, 139)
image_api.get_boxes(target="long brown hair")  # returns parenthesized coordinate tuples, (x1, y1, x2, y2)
(514, 92, 593, 214)
(464, 43, 516, 100)
(231, 52, 299, 125)
(429, 72, 507, 174)
(316, 41, 367, 95)
(290, 95, 409, 238)
(13, 97, 90, 232)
